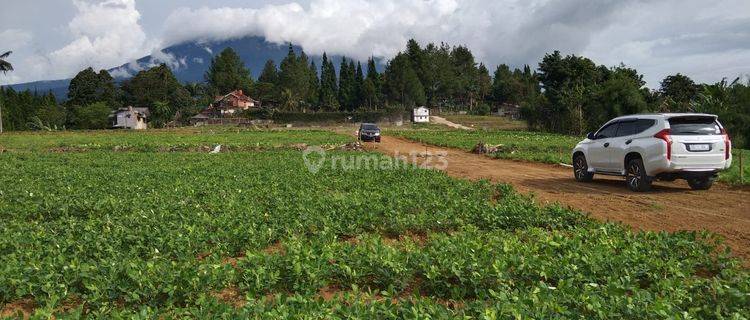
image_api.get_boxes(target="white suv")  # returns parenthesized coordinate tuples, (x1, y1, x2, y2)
(572, 113, 732, 192)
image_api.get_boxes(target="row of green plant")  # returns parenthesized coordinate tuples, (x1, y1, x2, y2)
(392, 128, 750, 185)
(0, 128, 351, 152)
(391, 129, 579, 164)
(0, 150, 747, 318)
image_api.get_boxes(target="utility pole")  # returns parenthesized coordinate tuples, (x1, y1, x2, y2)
(0, 100, 3, 134)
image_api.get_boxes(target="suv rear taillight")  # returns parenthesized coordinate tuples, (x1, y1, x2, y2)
(721, 128, 731, 160)
(654, 129, 672, 161)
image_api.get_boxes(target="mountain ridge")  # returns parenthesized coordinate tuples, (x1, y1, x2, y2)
(4, 36, 379, 102)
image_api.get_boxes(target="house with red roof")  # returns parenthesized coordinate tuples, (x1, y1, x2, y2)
(191, 90, 261, 125)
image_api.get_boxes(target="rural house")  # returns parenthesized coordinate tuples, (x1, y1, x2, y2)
(190, 90, 260, 125)
(204, 90, 260, 117)
(110, 106, 149, 130)
(413, 106, 430, 123)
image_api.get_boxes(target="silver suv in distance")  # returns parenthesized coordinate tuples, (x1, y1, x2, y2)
(572, 113, 732, 192)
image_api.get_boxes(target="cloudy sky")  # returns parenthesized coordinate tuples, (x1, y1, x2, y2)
(1, 0, 749, 88)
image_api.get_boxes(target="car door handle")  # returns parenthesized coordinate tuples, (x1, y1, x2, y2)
(603, 142, 610, 147)
(625, 139, 633, 145)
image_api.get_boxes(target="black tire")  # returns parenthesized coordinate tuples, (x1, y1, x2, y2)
(626, 158, 652, 192)
(573, 154, 594, 182)
(687, 177, 714, 190)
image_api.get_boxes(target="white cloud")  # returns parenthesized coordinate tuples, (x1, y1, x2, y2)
(582, 0, 750, 87)
(0, 29, 33, 48)
(4, 0, 750, 89)
(160, 0, 750, 88)
(160, 0, 639, 68)
(107, 49, 188, 79)
(2, 0, 156, 84)
(0, 30, 33, 84)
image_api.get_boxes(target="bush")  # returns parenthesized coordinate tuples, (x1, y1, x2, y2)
(70, 102, 112, 129)
(33, 105, 66, 130)
(472, 103, 491, 116)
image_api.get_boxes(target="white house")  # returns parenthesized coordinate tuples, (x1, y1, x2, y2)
(111, 106, 149, 130)
(413, 106, 430, 123)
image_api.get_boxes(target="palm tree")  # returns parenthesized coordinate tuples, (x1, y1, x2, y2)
(0, 51, 12, 133)
(0, 51, 12, 74)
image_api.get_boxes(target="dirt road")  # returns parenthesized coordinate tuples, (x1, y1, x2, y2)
(369, 136, 750, 265)
(430, 116, 475, 130)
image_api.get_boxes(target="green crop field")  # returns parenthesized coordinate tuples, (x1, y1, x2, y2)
(0, 127, 351, 152)
(0, 129, 748, 318)
(392, 129, 750, 185)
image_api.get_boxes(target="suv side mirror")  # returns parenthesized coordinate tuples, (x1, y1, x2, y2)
(587, 132, 596, 140)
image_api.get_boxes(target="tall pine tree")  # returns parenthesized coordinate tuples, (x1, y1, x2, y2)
(338, 57, 357, 111)
(307, 61, 320, 108)
(450, 45, 479, 108)
(354, 61, 365, 110)
(477, 63, 492, 106)
(205, 47, 253, 96)
(255, 59, 279, 105)
(278, 44, 317, 110)
(318, 53, 339, 110)
(384, 52, 426, 107)
(364, 57, 382, 109)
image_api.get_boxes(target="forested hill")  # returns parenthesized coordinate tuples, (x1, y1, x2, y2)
(4, 36, 368, 100)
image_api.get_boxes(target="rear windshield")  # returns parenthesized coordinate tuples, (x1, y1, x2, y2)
(668, 116, 721, 135)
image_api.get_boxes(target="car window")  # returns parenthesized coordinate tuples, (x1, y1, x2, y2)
(634, 119, 656, 133)
(362, 124, 378, 130)
(668, 116, 720, 135)
(615, 121, 636, 137)
(595, 122, 619, 139)
(616, 119, 655, 137)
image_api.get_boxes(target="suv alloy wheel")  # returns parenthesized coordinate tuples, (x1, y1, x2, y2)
(573, 154, 593, 182)
(626, 158, 652, 192)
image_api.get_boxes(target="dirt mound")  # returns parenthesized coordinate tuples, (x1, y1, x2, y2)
(337, 141, 364, 151)
(471, 142, 504, 154)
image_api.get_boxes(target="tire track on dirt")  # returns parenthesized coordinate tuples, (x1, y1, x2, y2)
(369, 135, 750, 266)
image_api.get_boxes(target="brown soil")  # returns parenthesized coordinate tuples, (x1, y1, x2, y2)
(262, 241, 286, 255)
(369, 136, 750, 266)
(382, 232, 430, 247)
(317, 285, 346, 302)
(1, 298, 35, 319)
(211, 287, 246, 308)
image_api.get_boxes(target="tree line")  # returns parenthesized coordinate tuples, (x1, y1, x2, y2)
(1, 40, 748, 147)
(524, 51, 750, 147)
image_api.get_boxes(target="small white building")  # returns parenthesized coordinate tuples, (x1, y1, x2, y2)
(413, 106, 430, 123)
(111, 106, 149, 130)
